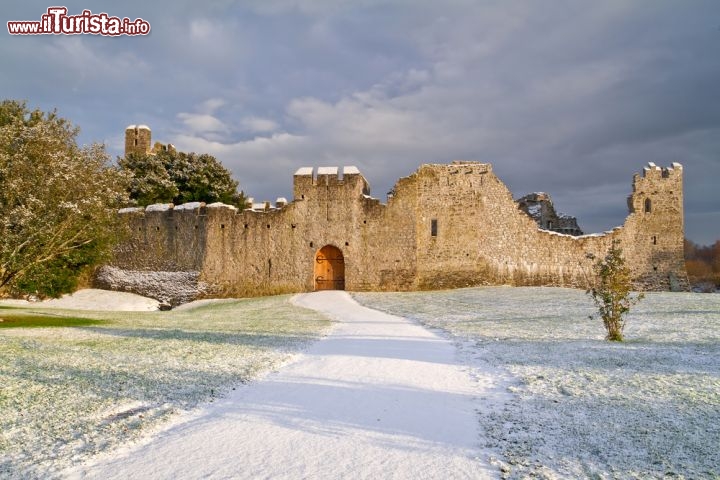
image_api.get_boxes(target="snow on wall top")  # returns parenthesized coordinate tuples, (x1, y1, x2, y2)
(174, 202, 203, 211)
(317, 167, 338, 176)
(295, 167, 313, 176)
(125, 124, 150, 131)
(118, 207, 143, 214)
(119, 201, 241, 214)
(145, 203, 173, 212)
(295, 166, 364, 179)
(206, 202, 238, 211)
(641, 161, 683, 178)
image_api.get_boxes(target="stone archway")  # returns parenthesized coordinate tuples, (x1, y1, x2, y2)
(314, 245, 345, 291)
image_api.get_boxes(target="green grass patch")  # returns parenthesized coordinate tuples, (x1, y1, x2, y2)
(0, 313, 104, 328)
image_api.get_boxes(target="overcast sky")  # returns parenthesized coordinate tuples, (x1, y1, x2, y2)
(3, 1, 719, 244)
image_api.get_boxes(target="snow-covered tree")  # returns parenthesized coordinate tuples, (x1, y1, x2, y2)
(119, 149, 246, 208)
(0, 100, 128, 297)
(118, 152, 178, 206)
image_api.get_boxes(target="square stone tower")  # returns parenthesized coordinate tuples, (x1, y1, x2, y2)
(124, 125, 152, 156)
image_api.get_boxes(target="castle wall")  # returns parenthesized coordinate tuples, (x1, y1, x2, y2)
(106, 161, 688, 302)
(195, 166, 418, 296)
(395, 163, 611, 289)
(112, 204, 207, 272)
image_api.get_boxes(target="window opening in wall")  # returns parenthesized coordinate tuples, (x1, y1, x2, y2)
(310, 242, 314, 248)
(134, 138, 138, 146)
(268, 259, 272, 278)
(221, 224, 225, 229)
(345, 241, 349, 246)
(645, 198, 652, 213)
(431, 219, 438, 237)
(652, 235, 657, 245)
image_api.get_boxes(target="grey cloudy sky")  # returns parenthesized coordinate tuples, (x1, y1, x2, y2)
(3, 1, 719, 244)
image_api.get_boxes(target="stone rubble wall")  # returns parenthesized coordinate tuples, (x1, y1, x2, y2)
(93, 266, 209, 306)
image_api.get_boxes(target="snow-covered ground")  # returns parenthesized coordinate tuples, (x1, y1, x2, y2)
(0, 293, 330, 479)
(3, 287, 718, 479)
(64, 291, 497, 479)
(354, 287, 720, 479)
(0, 289, 160, 311)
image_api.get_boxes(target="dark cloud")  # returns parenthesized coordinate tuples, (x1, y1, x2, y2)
(3, 0, 719, 244)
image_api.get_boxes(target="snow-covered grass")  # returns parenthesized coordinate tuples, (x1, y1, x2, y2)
(0, 295, 331, 479)
(354, 287, 720, 479)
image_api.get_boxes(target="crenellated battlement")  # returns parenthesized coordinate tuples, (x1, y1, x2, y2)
(293, 165, 370, 200)
(640, 162, 683, 180)
(628, 162, 683, 215)
(632, 162, 683, 192)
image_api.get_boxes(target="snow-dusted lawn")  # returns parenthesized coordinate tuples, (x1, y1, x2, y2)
(0, 295, 330, 479)
(66, 291, 491, 480)
(354, 288, 720, 479)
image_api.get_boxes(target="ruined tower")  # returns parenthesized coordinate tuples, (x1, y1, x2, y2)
(621, 162, 687, 290)
(124, 125, 152, 156)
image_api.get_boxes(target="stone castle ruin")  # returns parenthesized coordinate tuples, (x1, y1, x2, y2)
(100, 126, 689, 303)
(517, 193, 584, 236)
(125, 124, 176, 157)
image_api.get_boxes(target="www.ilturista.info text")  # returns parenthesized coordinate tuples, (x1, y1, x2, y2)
(7, 7, 150, 36)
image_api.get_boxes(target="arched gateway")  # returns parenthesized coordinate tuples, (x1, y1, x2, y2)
(314, 245, 345, 291)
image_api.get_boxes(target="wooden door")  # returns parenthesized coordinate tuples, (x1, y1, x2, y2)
(314, 245, 345, 290)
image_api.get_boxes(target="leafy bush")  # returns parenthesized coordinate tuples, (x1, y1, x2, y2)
(587, 240, 644, 341)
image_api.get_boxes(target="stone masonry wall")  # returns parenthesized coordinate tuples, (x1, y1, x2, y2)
(103, 161, 688, 301)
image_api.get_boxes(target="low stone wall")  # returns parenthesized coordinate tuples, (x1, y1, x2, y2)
(93, 266, 209, 306)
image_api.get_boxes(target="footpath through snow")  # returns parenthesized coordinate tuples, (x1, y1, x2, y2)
(65, 291, 497, 479)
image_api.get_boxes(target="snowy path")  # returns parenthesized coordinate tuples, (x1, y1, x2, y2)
(66, 291, 495, 479)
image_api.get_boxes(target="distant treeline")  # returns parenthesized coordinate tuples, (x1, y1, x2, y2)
(685, 239, 720, 290)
